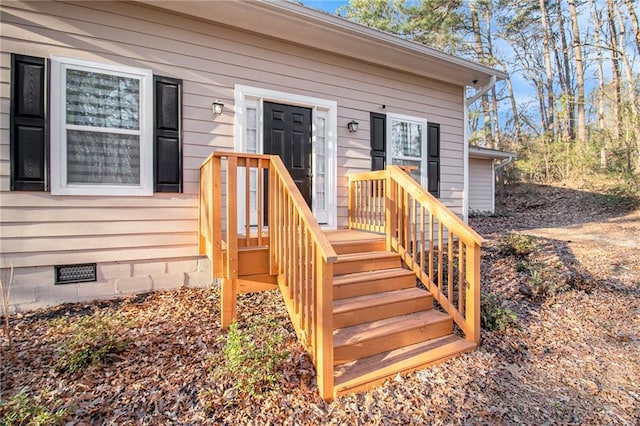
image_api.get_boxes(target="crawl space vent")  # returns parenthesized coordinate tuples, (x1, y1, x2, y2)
(55, 263, 97, 284)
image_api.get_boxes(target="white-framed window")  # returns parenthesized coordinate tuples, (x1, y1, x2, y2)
(50, 56, 153, 196)
(387, 113, 427, 186)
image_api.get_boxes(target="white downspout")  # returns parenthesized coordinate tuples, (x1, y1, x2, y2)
(464, 75, 497, 222)
(463, 92, 470, 223)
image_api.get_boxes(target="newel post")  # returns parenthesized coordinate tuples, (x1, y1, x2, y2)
(465, 242, 482, 344)
(385, 169, 394, 252)
(316, 258, 334, 401)
(221, 156, 238, 329)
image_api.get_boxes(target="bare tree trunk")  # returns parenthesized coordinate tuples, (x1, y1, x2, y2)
(589, 0, 606, 133)
(607, 0, 623, 144)
(607, 0, 631, 172)
(470, 1, 493, 148)
(616, 5, 639, 174)
(556, 0, 575, 141)
(539, 0, 556, 137)
(506, 75, 522, 143)
(568, 0, 586, 145)
(589, 0, 607, 167)
(624, 0, 640, 55)
(484, 6, 501, 149)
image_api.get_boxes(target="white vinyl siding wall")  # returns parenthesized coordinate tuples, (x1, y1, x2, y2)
(0, 0, 465, 271)
(468, 158, 494, 213)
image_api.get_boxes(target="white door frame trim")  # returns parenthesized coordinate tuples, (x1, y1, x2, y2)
(234, 84, 338, 229)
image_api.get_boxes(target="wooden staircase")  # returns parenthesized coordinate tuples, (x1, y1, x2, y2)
(327, 230, 476, 395)
(199, 153, 484, 401)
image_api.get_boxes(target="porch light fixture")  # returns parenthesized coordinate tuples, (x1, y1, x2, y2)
(347, 120, 359, 133)
(212, 100, 224, 116)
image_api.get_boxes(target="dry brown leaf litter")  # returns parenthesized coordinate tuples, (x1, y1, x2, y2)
(1, 182, 639, 424)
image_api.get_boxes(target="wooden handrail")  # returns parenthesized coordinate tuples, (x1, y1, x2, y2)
(269, 156, 337, 263)
(348, 166, 484, 344)
(388, 167, 484, 246)
(199, 151, 336, 400)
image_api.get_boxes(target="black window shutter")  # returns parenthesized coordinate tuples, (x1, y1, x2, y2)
(427, 122, 440, 197)
(10, 54, 47, 191)
(154, 76, 182, 193)
(370, 112, 386, 171)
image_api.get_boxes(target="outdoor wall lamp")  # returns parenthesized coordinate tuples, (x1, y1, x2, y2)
(347, 120, 359, 133)
(212, 100, 224, 117)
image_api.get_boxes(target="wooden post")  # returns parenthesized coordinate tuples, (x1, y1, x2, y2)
(221, 277, 237, 329)
(315, 256, 334, 401)
(212, 156, 223, 277)
(385, 170, 393, 251)
(465, 243, 482, 344)
(226, 156, 238, 280)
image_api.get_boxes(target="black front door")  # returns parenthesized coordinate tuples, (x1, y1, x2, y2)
(263, 102, 313, 207)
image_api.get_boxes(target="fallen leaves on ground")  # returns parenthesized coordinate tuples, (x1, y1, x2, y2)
(1, 182, 639, 424)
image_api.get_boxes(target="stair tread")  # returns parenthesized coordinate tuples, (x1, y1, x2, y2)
(333, 310, 450, 348)
(335, 251, 399, 263)
(333, 287, 431, 313)
(333, 268, 415, 285)
(325, 229, 385, 244)
(334, 334, 477, 393)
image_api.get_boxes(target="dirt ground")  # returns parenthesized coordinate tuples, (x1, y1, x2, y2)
(1, 182, 639, 425)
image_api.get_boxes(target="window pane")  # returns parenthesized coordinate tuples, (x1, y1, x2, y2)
(392, 158, 421, 183)
(66, 69, 140, 130)
(391, 120, 422, 158)
(316, 117, 326, 209)
(67, 130, 140, 184)
(247, 108, 257, 129)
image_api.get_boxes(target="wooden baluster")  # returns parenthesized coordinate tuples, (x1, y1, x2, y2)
(438, 220, 443, 293)
(269, 163, 277, 275)
(245, 160, 251, 246)
(448, 229, 453, 304)
(420, 204, 425, 274)
(458, 239, 465, 314)
(429, 212, 434, 285)
(403, 189, 410, 253)
(302, 228, 309, 333)
(257, 159, 264, 246)
(412, 197, 417, 268)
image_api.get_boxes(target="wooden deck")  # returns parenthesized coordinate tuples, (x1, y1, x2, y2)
(199, 153, 483, 401)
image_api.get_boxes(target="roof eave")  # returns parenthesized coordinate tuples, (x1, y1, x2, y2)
(134, 0, 507, 87)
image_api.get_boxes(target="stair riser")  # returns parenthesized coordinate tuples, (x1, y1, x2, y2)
(334, 319, 453, 365)
(333, 256, 401, 275)
(334, 344, 476, 397)
(333, 296, 433, 329)
(333, 240, 386, 255)
(334, 274, 416, 300)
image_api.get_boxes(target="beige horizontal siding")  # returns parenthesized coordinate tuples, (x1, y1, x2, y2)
(0, 0, 466, 267)
(469, 158, 494, 212)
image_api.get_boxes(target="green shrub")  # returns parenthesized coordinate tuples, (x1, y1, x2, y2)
(481, 292, 517, 331)
(0, 388, 67, 426)
(54, 311, 130, 374)
(498, 233, 538, 257)
(212, 316, 289, 399)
